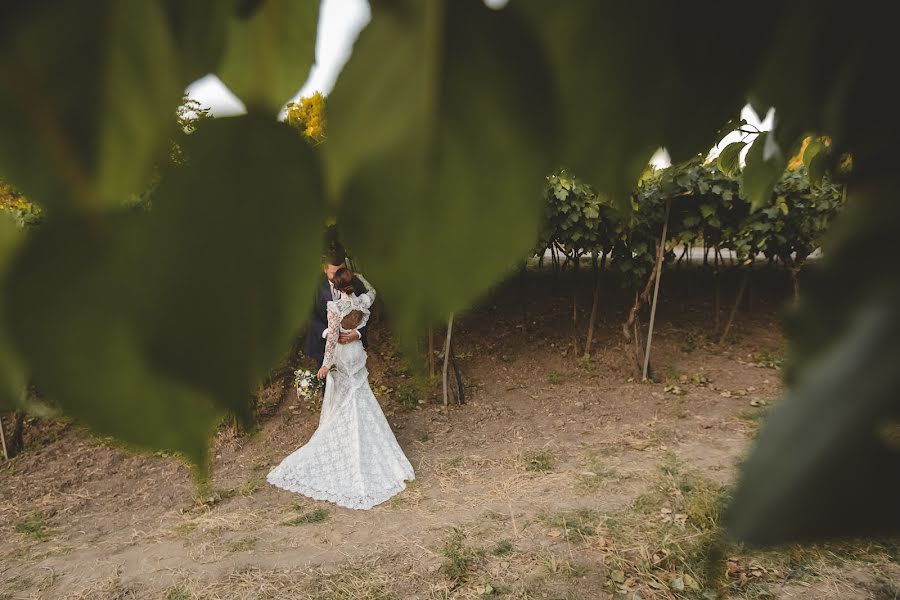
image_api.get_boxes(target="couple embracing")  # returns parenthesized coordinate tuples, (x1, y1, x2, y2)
(266, 250, 415, 510)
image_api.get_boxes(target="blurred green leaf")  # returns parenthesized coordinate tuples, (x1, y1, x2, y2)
(161, 0, 232, 82)
(140, 114, 326, 422)
(5, 215, 222, 465)
(742, 132, 786, 210)
(3, 114, 325, 461)
(0, 214, 24, 410)
(717, 142, 746, 177)
(807, 149, 831, 187)
(518, 1, 776, 209)
(728, 182, 900, 544)
(324, 0, 559, 344)
(802, 138, 827, 170)
(217, 0, 319, 111)
(0, 0, 184, 211)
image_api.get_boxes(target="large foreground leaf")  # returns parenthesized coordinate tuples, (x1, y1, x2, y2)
(140, 114, 326, 422)
(0, 214, 24, 410)
(517, 1, 778, 209)
(218, 0, 320, 111)
(5, 216, 222, 464)
(324, 0, 560, 342)
(727, 181, 900, 544)
(3, 114, 326, 462)
(0, 1, 185, 212)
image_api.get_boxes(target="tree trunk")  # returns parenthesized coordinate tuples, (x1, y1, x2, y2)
(584, 261, 602, 357)
(642, 199, 670, 381)
(428, 327, 435, 378)
(442, 314, 454, 407)
(719, 269, 750, 344)
(713, 246, 721, 336)
(519, 264, 528, 334)
(4, 411, 27, 459)
(571, 265, 581, 356)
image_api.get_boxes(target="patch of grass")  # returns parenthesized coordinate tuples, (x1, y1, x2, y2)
(393, 377, 434, 411)
(15, 514, 49, 541)
(442, 528, 485, 588)
(538, 509, 599, 542)
(524, 448, 554, 473)
(663, 363, 680, 382)
(546, 371, 562, 385)
(418, 432, 431, 443)
(387, 480, 419, 509)
(192, 486, 237, 509)
(751, 350, 784, 369)
(163, 588, 191, 600)
(492, 539, 514, 556)
(173, 522, 198, 537)
(285, 508, 330, 526)
(227, 536, 257, 553)
(308, 565, 396, 600)
(602, 458, 745, 598)
(237, 477, 262, 497)
(576, 455, 621, 491)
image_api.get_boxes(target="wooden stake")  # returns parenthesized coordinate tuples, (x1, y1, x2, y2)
(442, 313, 454, 407)
(584, 264, 601, 357)
(427, 327, 435, 378)
(719, 269, 750, 344)
(0, 415, 7, 461)
(643, 200, 670, 382)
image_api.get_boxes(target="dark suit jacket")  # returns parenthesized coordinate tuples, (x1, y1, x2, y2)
(304, 275, 370, 366)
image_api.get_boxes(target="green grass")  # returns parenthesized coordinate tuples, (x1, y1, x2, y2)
(546, 371, 562, 385)
(492, 539, 514, 556)
(237, 477, 262, 497)
(173, 522, 198, 537)
(524, 449, 554, 473)
(538, 509, 599, 542)
(15, 514, 49, 541)
(284, 508, 330, 526)
(442, 528, 484, 587)
(227, 536, 257, 553)
(575, 456, 621, 491)
(163, 589, 191, 600)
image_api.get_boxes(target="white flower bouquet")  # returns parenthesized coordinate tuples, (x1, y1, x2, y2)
(294, 368, 324, 404)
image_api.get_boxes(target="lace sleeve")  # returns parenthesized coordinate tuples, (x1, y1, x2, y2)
(355, 273, 376, 307)
(322, 302, 340, 368)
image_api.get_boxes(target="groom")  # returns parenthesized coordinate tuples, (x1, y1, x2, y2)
(304, 248, 371, 367)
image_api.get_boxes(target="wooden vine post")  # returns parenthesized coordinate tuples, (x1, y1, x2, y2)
(0, 416, 7, 461)
(442, 313, 454, 407)
(642, 200, 671, 382)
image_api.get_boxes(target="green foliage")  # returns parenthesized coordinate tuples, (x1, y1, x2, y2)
(0, 213, 24, 410)
(742, 132, 788, 211)
(0, 0, 209, 212)
(3, 114, 325, 466)
(517, 1, 772, 210)
(324, 0, 560, 350)
(539, 170, 622, 265)
(218, 0, 319, 111)
(285, 508, 330, 525)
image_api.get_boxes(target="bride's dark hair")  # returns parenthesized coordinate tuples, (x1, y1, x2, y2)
(332, 267, 355, 294)
(332, 267, 365, 329)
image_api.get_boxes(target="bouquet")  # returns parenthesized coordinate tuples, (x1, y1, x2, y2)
(294, 369, 324, 405)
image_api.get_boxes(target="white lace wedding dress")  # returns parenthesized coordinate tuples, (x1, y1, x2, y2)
(267, 278, 415, 509)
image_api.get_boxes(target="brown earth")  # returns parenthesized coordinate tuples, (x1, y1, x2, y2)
(2, 268, 897, 600)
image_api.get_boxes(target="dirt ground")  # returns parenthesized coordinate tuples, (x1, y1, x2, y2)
(1, 268, 898, 600)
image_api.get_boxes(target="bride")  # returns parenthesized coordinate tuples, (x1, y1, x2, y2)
(267, 267, 415, 509)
